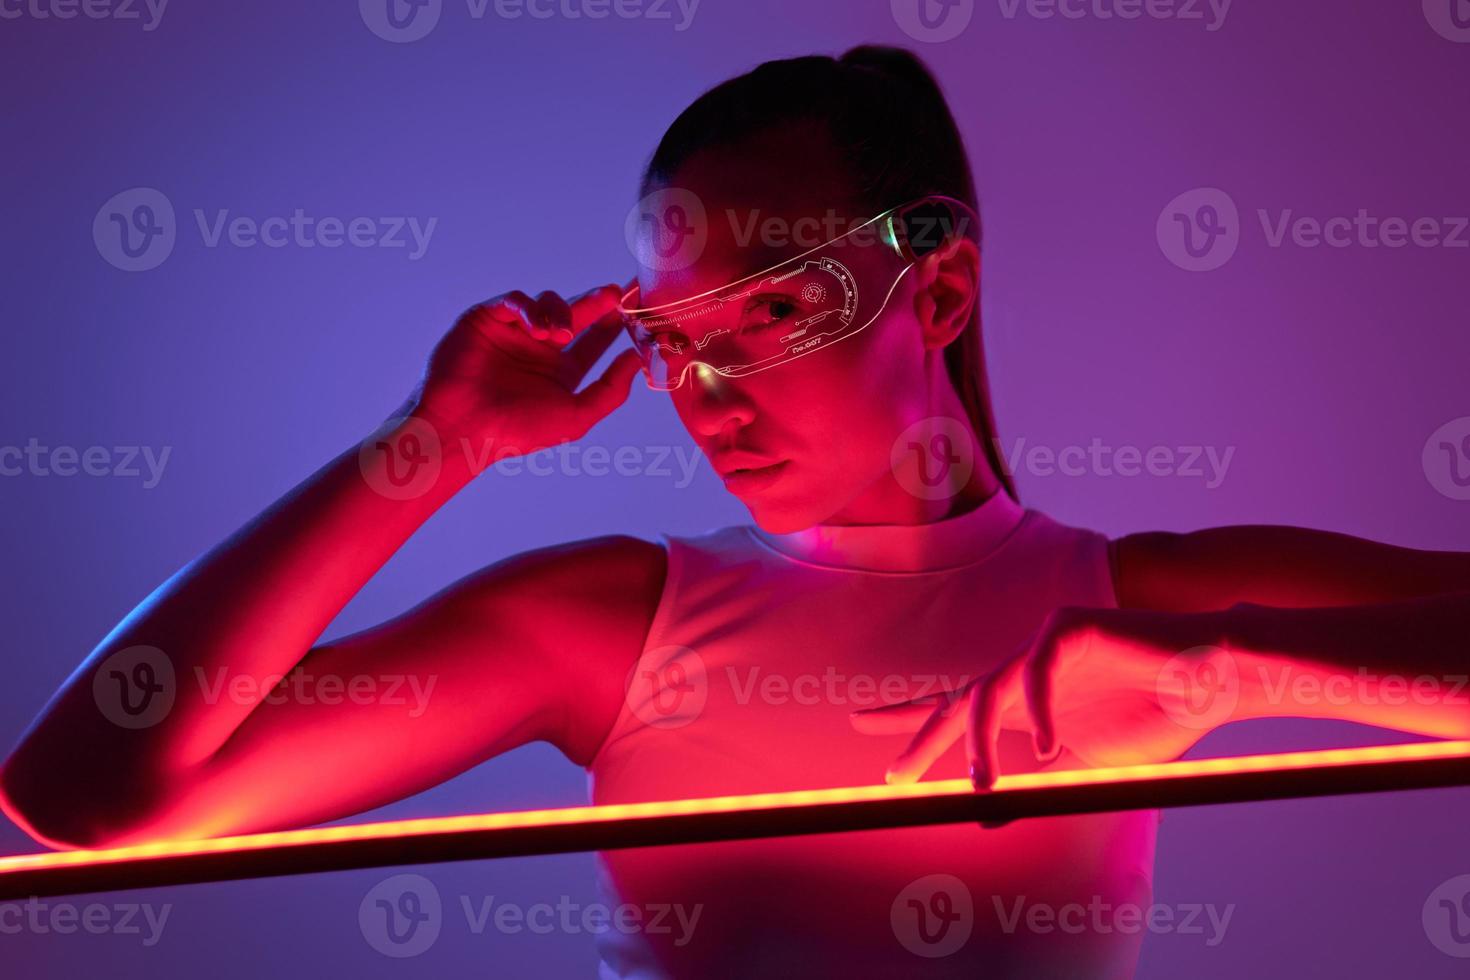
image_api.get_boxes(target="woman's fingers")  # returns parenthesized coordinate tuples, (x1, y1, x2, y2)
(1024, 642, 1062, 763)
(852, 619, 1100, 792)
(883, 688, 970, 785)
(483, 285, 619, 349)
(467, 285, 632, 385)
(470, 290, 556, 355)
(485, 290, 539, 330)
(966, 643, 1065, 789)
(570, 348, 643, 433)
(533, 290, 573, 343)
(565, 310, 630, 382)
(967, 664, 1015, 790)
(847, 692, 954, 735)
(568, 283, 625, 336)
(851, 630, 1071, 789)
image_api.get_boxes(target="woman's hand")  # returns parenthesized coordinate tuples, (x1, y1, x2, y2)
(850, 605, 1242, 789)
(408, 283, 644, 453)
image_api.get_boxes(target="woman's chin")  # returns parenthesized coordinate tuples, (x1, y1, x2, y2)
(749, 511, 807, 535)
(743, 496, 834, 536)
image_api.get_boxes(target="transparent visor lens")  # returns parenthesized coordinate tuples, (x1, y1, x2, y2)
(621, 197, 971, 391)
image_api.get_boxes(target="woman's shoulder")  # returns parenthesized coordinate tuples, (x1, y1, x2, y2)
(472, 534, 669, 766)
(1005, 504, 1120, 606)
(491, 533, 668, 595)
(461, 534, 669, 645)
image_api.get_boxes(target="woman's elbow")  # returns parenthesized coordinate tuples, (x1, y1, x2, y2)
(0, 755, 173, 851)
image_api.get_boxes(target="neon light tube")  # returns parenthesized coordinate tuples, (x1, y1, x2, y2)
(2, 739, 1468, 901)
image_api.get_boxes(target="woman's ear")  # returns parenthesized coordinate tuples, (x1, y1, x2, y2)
(911, 237, 980, 351)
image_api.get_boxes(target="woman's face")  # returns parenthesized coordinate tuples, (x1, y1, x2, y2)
(634, 127, 982, 534)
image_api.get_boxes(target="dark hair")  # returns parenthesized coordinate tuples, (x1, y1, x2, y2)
(640, 45, 1018, 503)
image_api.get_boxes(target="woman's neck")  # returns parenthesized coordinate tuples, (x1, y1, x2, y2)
(823, 369, 1003, 528)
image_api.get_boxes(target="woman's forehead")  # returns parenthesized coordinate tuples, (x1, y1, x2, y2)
(635, 126, 868, 304)
(634, 193, 879, 307)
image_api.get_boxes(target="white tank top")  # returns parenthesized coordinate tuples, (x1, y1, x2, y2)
(586, 490, 1160, 978)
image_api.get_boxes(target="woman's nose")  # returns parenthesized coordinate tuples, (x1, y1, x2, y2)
(681, 364, 755, 438)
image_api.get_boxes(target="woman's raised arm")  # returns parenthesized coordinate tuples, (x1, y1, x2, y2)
(0, 285, 660, 849)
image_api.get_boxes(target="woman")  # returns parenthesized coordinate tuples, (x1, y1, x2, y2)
(3, 46, 1468, 978)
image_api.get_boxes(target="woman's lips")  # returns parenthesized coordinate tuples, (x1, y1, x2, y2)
(720, 460, 789, 495)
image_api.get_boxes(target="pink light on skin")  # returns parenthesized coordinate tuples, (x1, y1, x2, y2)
(1, 739, 1468, 890)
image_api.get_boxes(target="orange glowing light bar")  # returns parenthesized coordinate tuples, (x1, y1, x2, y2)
(3, 739, 1469, 900)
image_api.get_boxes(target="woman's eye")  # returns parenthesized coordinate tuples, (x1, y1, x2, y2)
(740, 297, 798, 331)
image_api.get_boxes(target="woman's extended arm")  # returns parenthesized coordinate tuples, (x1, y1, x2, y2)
(855, 523, 1470, 786)
(1110, 525, 1470, 735)
(0, 285, 662, 849)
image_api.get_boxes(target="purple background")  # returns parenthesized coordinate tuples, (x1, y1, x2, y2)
(2, 0, 1468, 975)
